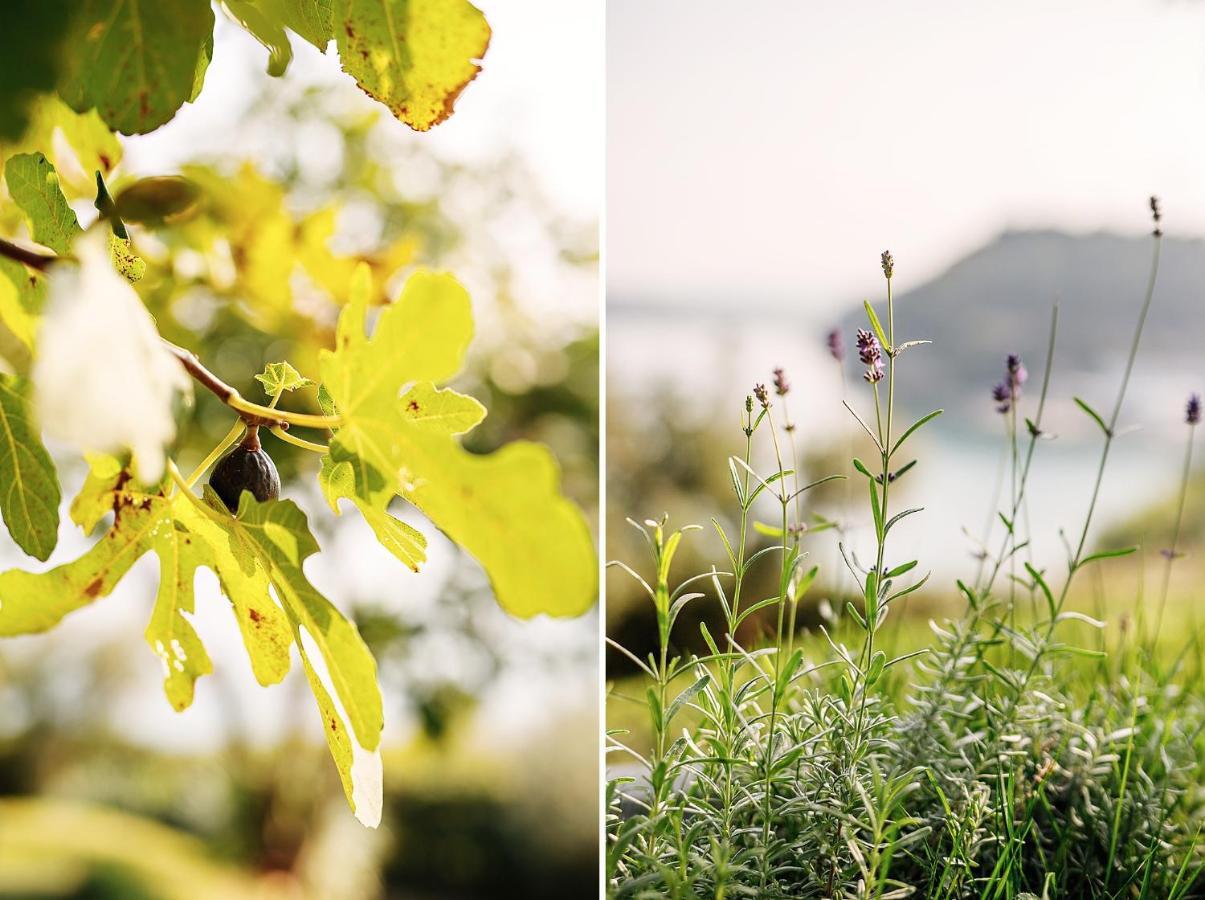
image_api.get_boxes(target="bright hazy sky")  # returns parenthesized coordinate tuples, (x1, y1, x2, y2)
(608, 0, 1205, 312)
(131, 0, 603, 221)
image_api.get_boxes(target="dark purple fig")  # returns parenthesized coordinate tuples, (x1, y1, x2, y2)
(208, 426, 280, 512)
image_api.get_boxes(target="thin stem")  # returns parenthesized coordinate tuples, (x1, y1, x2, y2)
(980, 303, 1060, 599)
(162, 342, 339, 430)
(1153, 423, 1196, 643)
(989, 227, 1161, 755)
(185, 420, 245, 488)
(271, 425, 329, 453)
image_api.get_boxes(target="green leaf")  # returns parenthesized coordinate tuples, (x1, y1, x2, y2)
(753, 521, 784, 538)
(891, 409, 943, 456)
(1074, 397, 1110, 436)
(333, 0, 491, 131)
(221, 0, 294, 76)
(0, 375, 61, 561)
(866, 650, 886, 685)
(0, 0, 73, 141)
(113, 175, 202, 225)
(400, 382, 485, 436)
(255, 361, 314, 397)
(58, 0, 216, 135)
(5, 152, 81, 254)
(884, 560, 917, 579)
(1078, 546, 1137, 568)
(863, 299, 891, 353)
(279, 0, 334, 48)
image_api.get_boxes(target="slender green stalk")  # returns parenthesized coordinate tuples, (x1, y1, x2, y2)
(1153, 417, 1197, 643)
(184, 420, 245, 488)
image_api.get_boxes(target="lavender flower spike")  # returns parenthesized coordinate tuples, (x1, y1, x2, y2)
(1188, 393, 1201, 426)
(856, 329, 881, 367)
(992, 381, 1011, 414)
(772, 367, 790, 396)
(856, 329, 885, 383)
(826, 328, 844, 363)
(753, 383, 770, 409)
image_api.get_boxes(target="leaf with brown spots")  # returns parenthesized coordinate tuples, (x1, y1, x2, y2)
(0, 498, 162, 636)
(57, 0, 215, 136)
(334, 0, 490, 131)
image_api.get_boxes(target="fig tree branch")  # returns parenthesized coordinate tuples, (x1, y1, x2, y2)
(0, 237, 57, 271)
(0, 234, 340, 431)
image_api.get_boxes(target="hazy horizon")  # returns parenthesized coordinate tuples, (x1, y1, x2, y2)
(608, 0, 1205, 315)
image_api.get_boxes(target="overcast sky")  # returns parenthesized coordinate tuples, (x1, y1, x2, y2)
(608, 0, 1205, 312)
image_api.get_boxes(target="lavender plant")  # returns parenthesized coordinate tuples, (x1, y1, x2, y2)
(607, 200, 1203, 899)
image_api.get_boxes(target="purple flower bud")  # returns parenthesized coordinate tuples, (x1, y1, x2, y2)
(856, 329, 881, 367)
(772, 367, 790, 396)
(826, 328, 844, 362)
(880, 250, 894, 279)
(1006, 354, 1028, 386)
(864, 358, 885, 383)
(753, 383, 770, 409)
(992, 381, 1011, 414)
(1188, 393, 1201, 426)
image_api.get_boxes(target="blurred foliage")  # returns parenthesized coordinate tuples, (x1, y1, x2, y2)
(0, 36, 598, 900)
(606, 384, 866, 676)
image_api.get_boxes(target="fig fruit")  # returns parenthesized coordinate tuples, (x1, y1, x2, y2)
(208, 426, 280, 512)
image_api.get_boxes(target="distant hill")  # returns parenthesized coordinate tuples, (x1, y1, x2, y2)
(839, 230, 1205, 426)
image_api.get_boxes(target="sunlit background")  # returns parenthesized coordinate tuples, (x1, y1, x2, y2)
(0, 3, 601, 898)
(607, 0, 1205, 684)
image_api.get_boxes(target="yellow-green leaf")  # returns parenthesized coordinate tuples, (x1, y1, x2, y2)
(58, 0, 216, 136)
(0, 260, 40, 371)
(0, 375, 61, 561)
(400, 382, 484, 436)
(320, 455, 427, 571)
(145, 521, 213, 711)
(108, 233, 146, 283)
(171, 494, 293, 690)
(333, 0, 490, 131)
(5, 152, 81, 255)
(320, 267, 473, 503)
(399, 428, 596, 618)
(255, 361, 314, 397)
(0, 499, 161, 636)
(355, 500, 426, 572)
(318, 455, 356, 514)
(196, 488, 383, 752)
